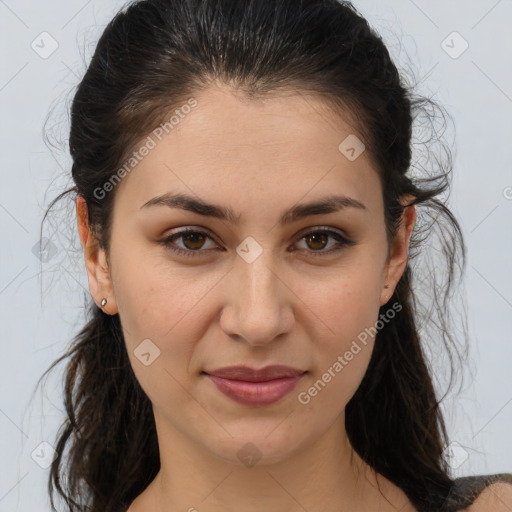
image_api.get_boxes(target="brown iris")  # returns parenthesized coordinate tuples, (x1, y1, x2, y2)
(181, 232, 207, 250)
(304, 232, 328, 251)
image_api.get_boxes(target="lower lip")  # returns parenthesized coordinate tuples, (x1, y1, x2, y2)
(206, 374, 304, 407)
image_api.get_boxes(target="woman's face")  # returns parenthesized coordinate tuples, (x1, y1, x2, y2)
(81, 84, 413, 467)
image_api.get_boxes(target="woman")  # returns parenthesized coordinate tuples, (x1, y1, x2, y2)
(40, 0, 512, 511)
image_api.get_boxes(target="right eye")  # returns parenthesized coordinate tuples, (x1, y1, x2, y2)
(159, 228, 220, 257)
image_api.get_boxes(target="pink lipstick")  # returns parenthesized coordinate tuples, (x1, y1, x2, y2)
(204, 365, 305, 407)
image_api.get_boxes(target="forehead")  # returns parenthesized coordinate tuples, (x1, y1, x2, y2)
(113, 84, 383, 219)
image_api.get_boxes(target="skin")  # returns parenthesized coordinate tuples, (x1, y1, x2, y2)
(77, 83, 419, 512)
(469, 484, 512, 511)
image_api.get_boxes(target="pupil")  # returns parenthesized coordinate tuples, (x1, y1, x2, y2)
(307, 233, 327, 250)
(184, 233, 205, 250)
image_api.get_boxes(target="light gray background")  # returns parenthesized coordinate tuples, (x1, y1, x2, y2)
(1, 0, 511, 510)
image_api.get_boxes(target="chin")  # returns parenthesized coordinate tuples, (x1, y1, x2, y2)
(204, 426, 310, 468)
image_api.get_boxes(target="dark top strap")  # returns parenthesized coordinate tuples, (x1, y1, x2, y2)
(440, 473, 512, 511)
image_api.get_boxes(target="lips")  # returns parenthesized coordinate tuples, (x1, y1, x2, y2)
(204, 365, 306, 406)
(206, 365, 305, 381)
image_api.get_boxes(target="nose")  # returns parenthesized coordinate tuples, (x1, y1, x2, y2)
(219, 250, 295, 347)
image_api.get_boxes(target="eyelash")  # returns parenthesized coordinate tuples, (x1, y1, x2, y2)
(159, 227, 354, 258)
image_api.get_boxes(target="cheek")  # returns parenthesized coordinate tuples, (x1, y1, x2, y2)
(297, 252, 384, 345)
(295, 254, 385, 404)
(111, 246, 227, 401)
(111, 235, 219, 338)
(113, 255, 215, 412)
(296, 290, 378, 421)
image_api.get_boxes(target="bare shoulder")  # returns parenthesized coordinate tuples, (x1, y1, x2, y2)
(467, 481, 512, 511)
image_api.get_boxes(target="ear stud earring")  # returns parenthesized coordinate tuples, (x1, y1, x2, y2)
(100, 298, 108, 308)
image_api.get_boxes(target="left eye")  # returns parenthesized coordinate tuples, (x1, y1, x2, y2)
(293, 228, 351, 255)
(160, 227, 353, 258)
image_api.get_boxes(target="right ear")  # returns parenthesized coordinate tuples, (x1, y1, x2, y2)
(76, 196, 118, 315)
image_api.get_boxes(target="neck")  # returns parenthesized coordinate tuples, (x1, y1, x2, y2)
(129, 411, 408, 512)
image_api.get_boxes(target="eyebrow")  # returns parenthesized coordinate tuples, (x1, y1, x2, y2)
(140, 192, 367, 225)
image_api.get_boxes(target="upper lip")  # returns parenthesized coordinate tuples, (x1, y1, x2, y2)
(204, 365, 306, 382)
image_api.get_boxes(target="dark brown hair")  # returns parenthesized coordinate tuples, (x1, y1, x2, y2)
(38, 0, 468, 510)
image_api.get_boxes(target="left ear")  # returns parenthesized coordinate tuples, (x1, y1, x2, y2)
(380, 195, 416, 306)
